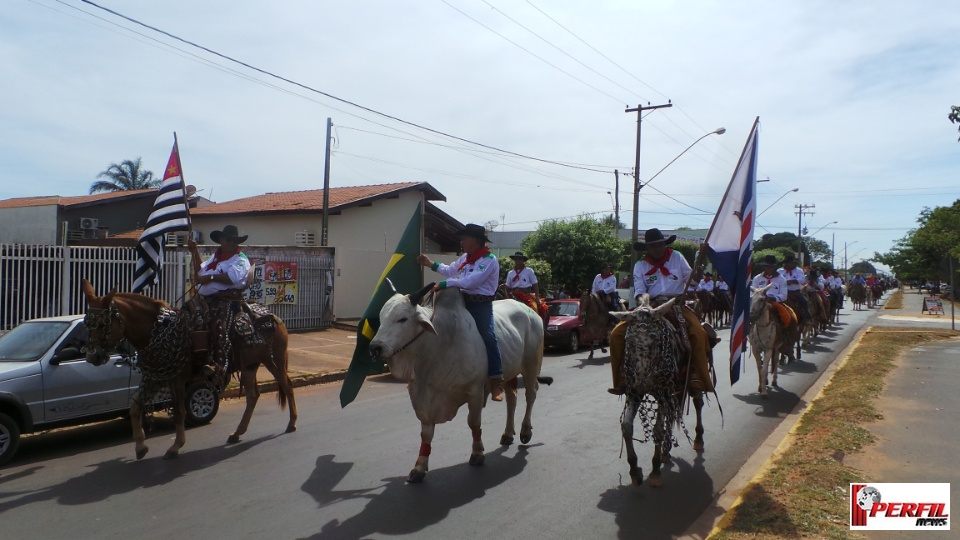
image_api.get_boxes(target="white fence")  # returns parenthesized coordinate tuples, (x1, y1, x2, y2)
(0, 244, 334, 332)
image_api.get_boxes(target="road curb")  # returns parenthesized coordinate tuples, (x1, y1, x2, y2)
(683, 309, 878, 539)
(221, 369, 349, 400)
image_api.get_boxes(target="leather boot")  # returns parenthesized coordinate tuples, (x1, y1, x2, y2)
(490, 377, 504, 402)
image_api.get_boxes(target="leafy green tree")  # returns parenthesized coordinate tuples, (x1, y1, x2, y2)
(753, 231, 831, 265)
(950, 105, 960, 141)
(849, 261, 877, 276)
(522, 216, 623, 294)
(90, 158, 159, 194)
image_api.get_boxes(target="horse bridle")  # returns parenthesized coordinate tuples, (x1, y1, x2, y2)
(84, 302, 124, 355)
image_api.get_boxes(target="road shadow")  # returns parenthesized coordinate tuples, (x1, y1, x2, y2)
(300, 446, 534, 538)
(0, 433, 278, 513)
(569, 351, 609, 370)
(596, 454, 714, 540)
(731, 387, 803, 418)
(780, 357, 819, 374)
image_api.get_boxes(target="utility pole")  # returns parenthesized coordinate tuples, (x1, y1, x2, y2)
(613, 169, 620, 241)
(795, 203, 815, 266)
(625, 101, 672, 271)
(321, 117, 332, 246)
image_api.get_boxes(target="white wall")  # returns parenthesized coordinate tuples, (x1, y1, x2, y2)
(0, 205, 59, 244)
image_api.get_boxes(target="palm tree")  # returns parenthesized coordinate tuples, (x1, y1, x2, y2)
(89, 158, 159, 194)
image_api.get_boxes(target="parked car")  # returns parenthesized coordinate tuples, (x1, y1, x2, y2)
(0, 315, 219, 466)
(543, 299, 608, 352)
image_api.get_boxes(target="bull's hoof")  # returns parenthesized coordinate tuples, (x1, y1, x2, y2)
(408, 469, 426, 483)
(227, 434, 241, 444)
(162, 450, 179, 460)
(285, 425, 297, 434)
(135, 448, 148, 460)
(500, 434, 514, 446)
(630, 468, 643, 486)
(648, 473, 662, 487)
(693, 440, 705, 452)
(520, 432, 532, 445)
(600, 347, 608, 353)
(468, 453, 485, 467)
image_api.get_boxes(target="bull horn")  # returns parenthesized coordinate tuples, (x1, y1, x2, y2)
(408, 282, 435, 305)
(652, 297, 676, 315)
(385, 277, 398, 294)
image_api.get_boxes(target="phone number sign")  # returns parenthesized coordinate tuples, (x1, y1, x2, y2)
(246, 262, 298, 305)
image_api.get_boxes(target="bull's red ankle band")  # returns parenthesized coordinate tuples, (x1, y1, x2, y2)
(419, 443, 431, 456)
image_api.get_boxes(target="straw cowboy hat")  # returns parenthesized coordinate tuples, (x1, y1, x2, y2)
(454, 223, 491, 244)
(509, 251, 529, 261)
(209, 225, 248, 244)
(633, 228, 677, 251)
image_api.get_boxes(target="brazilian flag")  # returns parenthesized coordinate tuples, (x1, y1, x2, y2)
(340, 203, 423, 407)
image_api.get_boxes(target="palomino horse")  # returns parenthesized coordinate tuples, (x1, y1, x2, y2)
(81, 279, 297, 460)
(848, 283, 867, 310)
(578, 292, 618, 360)
(748, 286, 797, 398)
(610, 295, 706, 487)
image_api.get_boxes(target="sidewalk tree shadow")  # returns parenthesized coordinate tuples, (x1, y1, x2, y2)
(596, 454, 714, 540)
(0, 434, 277, 514)
(300, 446, 534, 538)
(718, 482, 802, 537)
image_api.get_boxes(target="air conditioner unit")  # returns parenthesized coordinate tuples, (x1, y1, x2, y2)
(295, 231, 317, 246)
(79, 217, 99, 230)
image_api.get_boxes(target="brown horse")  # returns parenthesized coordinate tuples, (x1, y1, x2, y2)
(81, 279, 297, 460)
(578, 292, 616, 360)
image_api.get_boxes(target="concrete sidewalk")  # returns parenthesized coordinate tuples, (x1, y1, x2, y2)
(223, 323, 359, 398)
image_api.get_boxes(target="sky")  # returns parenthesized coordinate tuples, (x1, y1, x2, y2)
(3, 0, 960, 273)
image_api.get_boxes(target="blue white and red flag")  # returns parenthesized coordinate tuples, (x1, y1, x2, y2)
(704, 117, 759, 385)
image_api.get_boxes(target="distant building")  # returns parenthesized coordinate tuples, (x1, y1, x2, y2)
(489, 228, 708, 256)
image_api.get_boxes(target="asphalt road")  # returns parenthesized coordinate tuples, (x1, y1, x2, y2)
(0, 301, 882, 539)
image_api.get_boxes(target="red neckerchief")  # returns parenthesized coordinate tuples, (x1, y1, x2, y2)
(762, 272, 777, 284)
(600, 271, 612, 279)
(510, 265, 524, 284)
(644, 248, 674, 276)
(458, 246, 491, 272)
(205, 247, 240, 270)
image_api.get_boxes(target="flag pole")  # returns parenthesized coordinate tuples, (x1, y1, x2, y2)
(682, 116, 760, 293)
(173, 132, 193, 234)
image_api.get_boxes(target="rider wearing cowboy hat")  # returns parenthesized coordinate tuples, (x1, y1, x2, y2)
(778, 254, 810, 322)
(607, 228, 714, 396)
(189, 225, 252, 298)
(504, 251, 539, 298)
(590, 263, 619, 311)
(751, 254, 788, 302)
(187, 224, 253, 376)
(417, 224, 506, 402)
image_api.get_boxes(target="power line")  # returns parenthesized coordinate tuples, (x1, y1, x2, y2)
(76, 0, 618, 175)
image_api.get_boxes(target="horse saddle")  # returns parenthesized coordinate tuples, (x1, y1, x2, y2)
(232, 303, 276, 339)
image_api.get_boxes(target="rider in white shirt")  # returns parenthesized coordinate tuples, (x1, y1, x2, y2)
(591, 263, 619, 310)
(778, 254, 810, 321)
(504, 252, 539, 298)
(752, 255, 788, 302)
(696, 272, 715, 292)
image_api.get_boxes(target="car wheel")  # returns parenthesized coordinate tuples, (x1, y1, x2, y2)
(0, 412, 21, 466)
(568, 331, 580, 353)
(184, 382, 220, 427)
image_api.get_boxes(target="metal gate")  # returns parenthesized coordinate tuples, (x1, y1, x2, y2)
(0, 244, 334, 332)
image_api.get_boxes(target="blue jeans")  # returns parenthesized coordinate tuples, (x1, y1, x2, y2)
(464, 299, 503, 378)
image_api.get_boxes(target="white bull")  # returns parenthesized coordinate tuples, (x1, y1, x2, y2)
(369, 281, 551, 483)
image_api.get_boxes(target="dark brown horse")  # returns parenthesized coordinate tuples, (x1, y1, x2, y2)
(81, 279, 297, 460)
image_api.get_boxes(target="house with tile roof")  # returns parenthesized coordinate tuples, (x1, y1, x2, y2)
(0, 189, 212, 246)
(190, 182, 464, 319)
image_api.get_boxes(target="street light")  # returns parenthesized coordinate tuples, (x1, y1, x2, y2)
(843, 240, 859, 281)
(808, 221, 837, 239)
(628, 126, 726, 270)
(757, 188, 799, 218)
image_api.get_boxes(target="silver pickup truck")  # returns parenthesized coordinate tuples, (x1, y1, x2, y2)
(0, 315, 218, 466)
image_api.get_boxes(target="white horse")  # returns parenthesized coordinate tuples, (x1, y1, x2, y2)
(369, 281, 551, 483)
(748, 285, 783, 398)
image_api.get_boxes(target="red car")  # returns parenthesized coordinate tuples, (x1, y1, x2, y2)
(544, 299, 608, 352)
